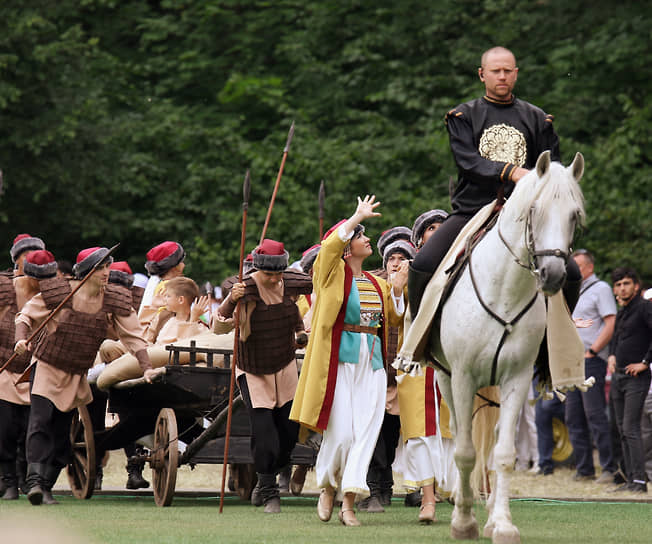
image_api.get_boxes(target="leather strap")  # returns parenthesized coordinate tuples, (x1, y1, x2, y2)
(342, 323, 379, 335)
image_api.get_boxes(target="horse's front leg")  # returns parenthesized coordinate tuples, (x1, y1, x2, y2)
(484, 370, 531, 544)
(450, 372, 479, 541)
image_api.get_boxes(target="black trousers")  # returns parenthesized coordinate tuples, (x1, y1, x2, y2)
(610, 369, 652, 483)
(0, 399, 30, 466)
(238, 374, 299, 475)
(367, 412, 401, 493)
(26, 394, 74, 470)
(94, 408, 159, 455)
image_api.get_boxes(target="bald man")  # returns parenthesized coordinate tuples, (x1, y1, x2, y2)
(408, 46, 580, 318)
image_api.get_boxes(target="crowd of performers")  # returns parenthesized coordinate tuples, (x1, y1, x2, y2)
(2, 46, 650, 528)
(0, 200, 459, 524)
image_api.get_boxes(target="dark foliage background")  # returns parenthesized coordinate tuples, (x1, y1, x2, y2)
(1, 0, 650, 285)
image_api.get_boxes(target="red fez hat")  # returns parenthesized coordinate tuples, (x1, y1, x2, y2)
(23, 250, 58, 279)
(300, 244, 321, 274)
(109, 261, 134, 288)
(110, 261, 132, 274)
(10, 234, 45, 263)
(145, 241, 185, 276)
(253, 239, 289, 272)
(73, 247, 113, 279)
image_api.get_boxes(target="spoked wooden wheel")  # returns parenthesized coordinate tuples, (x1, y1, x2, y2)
(233, 463, 257, 500)
(150, 408, 178, 507)
(66, 405, 96, 499)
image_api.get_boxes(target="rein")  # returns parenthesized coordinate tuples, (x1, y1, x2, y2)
(468, 249, 540, 386)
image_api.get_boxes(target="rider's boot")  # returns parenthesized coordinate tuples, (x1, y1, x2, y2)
(560, 254, 583, 312)
(408, 264, 433, 319)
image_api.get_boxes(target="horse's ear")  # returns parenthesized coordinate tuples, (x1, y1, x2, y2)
(569, 152, 584, 183)
(535, 150, 551, 178)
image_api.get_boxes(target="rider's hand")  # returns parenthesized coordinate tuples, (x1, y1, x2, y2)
(143, 368, 158, 384)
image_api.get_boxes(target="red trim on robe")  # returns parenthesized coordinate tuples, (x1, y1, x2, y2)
(424, 367, 440, 436)
(316, 264, 353, 430)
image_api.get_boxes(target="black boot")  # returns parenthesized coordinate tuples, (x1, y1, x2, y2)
(1, 462, 19, 500)
(404, 490, 422, 507)
(16, 452, 28, 494)
(26, 462, 47, 505)
(257, 473, 280, 513)
(378, 467, 394, 507)
(278, 464, 291, 493)
(358, 468, 384, 513)
(126, 456, 150, 489)
(95, 466, 103, 491)
(408, 265, 433, 319)
(42, 465, 61, 505)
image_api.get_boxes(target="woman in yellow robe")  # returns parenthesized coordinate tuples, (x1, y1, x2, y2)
(290, 195, 405, 527)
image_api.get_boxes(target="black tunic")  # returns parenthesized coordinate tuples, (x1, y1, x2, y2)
(445, 95, 560, 215)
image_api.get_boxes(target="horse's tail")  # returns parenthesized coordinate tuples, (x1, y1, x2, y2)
(470, 385, 500, 499)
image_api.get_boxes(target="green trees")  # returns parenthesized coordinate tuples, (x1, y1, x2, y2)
(1, 1, 649, 283)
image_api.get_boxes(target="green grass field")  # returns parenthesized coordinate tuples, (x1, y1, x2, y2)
(2, 495, 651, 544)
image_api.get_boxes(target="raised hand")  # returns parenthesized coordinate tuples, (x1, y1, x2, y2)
(191, 295, 211, 322)
(354, 194, 382, 221)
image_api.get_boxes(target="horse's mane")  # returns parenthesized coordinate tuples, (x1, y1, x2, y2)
(505, 160, 585, 226)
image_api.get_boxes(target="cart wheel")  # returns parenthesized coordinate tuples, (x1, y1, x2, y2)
(66, 405, 96, 499)
(150, 408, 178, 507)
(233, 463, 257, 500)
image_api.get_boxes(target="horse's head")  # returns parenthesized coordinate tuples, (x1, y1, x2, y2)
(507, 151, 585, 295)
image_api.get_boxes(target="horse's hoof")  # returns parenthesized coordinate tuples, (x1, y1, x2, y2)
(483, 521, 495, 538)
(451, 521, 479, 540)
(492, 525, 520, 544)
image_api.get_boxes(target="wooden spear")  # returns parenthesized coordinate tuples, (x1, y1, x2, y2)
(1, 244, 121, 380)
(219, 170, 251, 513)
(318, 179, 325, 240)
(258, 121, 295, 246)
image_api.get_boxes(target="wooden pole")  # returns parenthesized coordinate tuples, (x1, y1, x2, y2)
(318, 179, 325, 240)
(258, 122, 295, 246)
(219, 170, 251, 513)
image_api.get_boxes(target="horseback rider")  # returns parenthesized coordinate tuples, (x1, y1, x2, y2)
(408, 46, 581, 319)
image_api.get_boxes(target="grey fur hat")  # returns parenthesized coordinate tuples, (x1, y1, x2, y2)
(411, 209, 449, 247)
(382, 240, 416, 269)
(10, 234, 45, 263)
(253, 239, 289, 272)
(376, 226, 412, 259)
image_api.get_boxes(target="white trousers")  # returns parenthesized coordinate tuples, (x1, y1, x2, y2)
(515, 386, 538, 470)
(315, 336, 386, 499)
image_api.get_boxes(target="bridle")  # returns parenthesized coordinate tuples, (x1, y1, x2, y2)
(497, 205, 571, 280)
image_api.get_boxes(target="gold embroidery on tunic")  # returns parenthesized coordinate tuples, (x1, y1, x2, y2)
(479, 123, 526, 166)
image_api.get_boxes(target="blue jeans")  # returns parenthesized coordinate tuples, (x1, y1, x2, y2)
(610, 368, 652, 483)
(535, 384, 566, 473)
(564, 357, 615, 476)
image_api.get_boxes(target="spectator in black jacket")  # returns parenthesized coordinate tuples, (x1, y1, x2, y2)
(608, 267, 652, 493)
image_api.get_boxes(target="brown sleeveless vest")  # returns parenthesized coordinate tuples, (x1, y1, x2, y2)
(0, 276, 31, 373)
(34, 277, 133, 374)
(237, 270, 312, 375)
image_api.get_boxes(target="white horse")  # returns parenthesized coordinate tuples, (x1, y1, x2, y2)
(429, 151, 585, 544)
